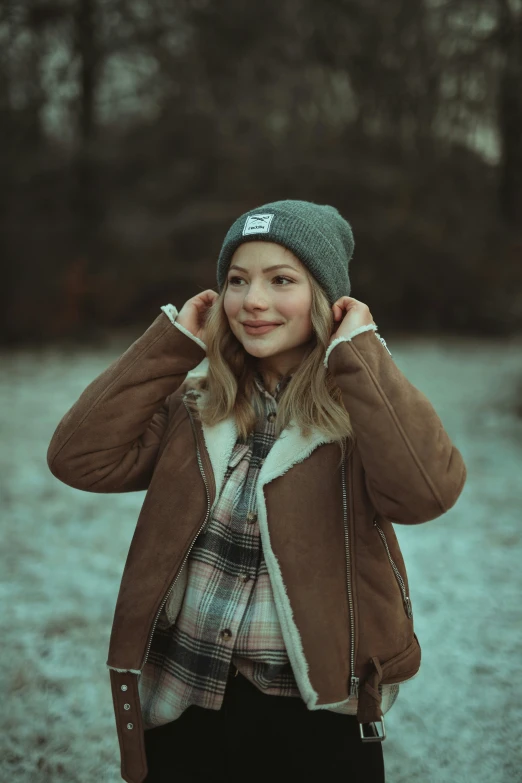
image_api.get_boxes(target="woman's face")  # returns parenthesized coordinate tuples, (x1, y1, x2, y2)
(223, 241, 314, 374)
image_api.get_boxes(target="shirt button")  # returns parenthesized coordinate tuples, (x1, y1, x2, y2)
(239, 573, 251, 582)
(247, 512, 257, 524)
(267, 412, 276, 422)
(220, 629, 232, 640)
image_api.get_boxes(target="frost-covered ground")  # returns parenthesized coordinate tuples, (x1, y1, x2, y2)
(1, 330, 521, 783)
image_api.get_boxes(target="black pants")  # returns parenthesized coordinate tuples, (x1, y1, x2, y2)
(143, 665, 385, 782)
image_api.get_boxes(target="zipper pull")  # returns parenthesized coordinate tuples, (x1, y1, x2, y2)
(350, 676, 359, 699)
(404, 596, 413, 619)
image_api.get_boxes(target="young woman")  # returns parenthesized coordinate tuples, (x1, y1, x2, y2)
(47, 200, 467, 783)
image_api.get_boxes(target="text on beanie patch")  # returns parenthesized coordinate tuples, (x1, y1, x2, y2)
(242, 214, 275, 235)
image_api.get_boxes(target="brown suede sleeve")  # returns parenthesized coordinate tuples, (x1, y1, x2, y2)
(47, 312, 206, 493)
(327, 330, 467, 525)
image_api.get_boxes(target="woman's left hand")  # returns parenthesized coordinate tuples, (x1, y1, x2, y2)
(329, 297, 376, 345)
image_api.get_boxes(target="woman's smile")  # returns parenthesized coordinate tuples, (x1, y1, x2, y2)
(242, 323, 282, 335)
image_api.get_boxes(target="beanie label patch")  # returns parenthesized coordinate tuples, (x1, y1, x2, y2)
(242, 214, 274, 235)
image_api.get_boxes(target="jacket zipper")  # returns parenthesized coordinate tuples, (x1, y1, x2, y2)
(140, 396, 212, 670)
(373, 519, 413, 619)
(341, 453, 359, 700)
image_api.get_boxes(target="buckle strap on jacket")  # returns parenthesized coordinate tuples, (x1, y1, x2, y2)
(357, 656, 384, 726)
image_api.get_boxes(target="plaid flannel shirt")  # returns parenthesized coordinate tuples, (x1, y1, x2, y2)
(139, 369, 399, 729)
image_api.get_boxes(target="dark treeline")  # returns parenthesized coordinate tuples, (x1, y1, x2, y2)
(1, 0, 521, 344)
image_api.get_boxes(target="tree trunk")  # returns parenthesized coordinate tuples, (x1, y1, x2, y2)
(497, 1, 522, 228)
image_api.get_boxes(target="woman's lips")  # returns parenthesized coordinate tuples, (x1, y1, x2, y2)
(243, 323, 281, 335)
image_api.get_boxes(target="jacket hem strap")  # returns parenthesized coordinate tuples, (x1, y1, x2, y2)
(109, 669, 148, 783)
(356, 656, 384, 725)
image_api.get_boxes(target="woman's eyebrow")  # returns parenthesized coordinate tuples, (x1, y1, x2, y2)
(228, 264, 299, 273)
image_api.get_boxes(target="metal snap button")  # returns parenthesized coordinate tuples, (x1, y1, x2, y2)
(126, 723, 134, 730)
(120, 684, 128, 691)
(246, 511, 257, 524)
(124, 703, 131, 710)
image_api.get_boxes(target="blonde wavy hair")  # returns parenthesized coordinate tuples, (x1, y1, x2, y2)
(187, 268, 356, 468)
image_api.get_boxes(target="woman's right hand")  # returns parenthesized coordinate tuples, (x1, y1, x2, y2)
(176, 289, 219, 343)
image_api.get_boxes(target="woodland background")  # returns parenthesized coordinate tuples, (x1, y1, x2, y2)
(1, 0, 522, 344)
(2, 2, 522, 783)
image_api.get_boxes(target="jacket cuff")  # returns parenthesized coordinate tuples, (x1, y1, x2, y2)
(324, 324, 392, 369)
(160, 304, 208, 353)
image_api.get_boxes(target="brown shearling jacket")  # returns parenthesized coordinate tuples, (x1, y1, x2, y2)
(47, 311, 467, 783)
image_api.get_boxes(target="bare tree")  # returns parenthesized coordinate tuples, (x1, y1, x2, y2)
(496, 0, 522, 227)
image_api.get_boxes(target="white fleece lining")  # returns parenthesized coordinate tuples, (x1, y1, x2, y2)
(107, 665, 141, 674)
(160, 303, 208, 352)
(160, 303, 179, 324)
(323, 324, 378, 369)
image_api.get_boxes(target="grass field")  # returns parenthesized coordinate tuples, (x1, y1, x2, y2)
(1, 331, 521, 782)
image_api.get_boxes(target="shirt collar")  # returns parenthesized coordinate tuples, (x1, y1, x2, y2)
(253, 370, 293, 402)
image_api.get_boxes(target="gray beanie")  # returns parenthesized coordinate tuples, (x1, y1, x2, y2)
(216, 199, 354, 306)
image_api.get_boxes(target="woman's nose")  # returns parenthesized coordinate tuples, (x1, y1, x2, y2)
(242, 284, 269, 307)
